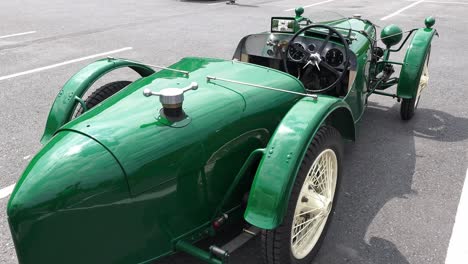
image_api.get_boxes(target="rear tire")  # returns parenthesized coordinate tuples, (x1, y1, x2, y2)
(261, 126, 343, 264)
(75, 81, 131, 117)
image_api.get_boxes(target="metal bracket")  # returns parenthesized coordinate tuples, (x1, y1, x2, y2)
(74, 96, 88, 112)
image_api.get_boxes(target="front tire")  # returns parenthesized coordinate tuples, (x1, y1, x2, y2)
(400, 48, 430, 120)
(261, 126, 343, 264)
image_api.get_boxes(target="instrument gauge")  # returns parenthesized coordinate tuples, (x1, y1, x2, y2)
(308, 43, 316, 52)
(288, 43, 306, 62)
(325, 48, 344, 67)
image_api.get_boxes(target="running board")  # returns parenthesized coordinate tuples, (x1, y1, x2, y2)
(222, 226, 261, 253)
(176, 226, 261, 264)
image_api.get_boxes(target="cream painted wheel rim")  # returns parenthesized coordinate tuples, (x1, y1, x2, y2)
(415, 55, 430, 107)
(290, 149, 338, 259)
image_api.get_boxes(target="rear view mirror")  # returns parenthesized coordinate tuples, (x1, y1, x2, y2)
(271, 17, 297, 33)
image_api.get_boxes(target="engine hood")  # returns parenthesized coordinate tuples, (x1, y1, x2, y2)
(59, 57, 304, 195)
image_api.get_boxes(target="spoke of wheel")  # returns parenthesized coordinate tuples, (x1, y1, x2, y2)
(310, 156, 325, 190)
(295, 207, 322, 218)
(293, 214, 325, 246)
(320, 61, 340, 76)
(318, 31, 331, 53)
(292, 214, 323, 238)
(291, 214, 322, 245)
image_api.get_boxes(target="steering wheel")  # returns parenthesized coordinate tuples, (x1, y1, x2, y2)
(284, 24, 350, 93)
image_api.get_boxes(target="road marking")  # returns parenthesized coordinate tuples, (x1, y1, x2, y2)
(0, 183, 15, 199)
(0, 31, 36, 40)
(284, 0, 334, 12)
(445, 168, 468, 263)
(0, 47, 133, 81)
(380, 0, 425, 20)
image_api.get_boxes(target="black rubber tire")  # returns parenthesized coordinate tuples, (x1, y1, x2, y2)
(400, 47, 431, 121)
(400, 97, 417, 121)
(75, 81, 131, 117)
(261, 125, 343, 264)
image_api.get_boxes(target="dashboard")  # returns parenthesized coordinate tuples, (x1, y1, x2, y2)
(288, 39, 344, 68)
(240, 33, 351, 71)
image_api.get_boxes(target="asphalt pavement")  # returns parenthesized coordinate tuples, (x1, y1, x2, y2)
(1, 0, 467, 263)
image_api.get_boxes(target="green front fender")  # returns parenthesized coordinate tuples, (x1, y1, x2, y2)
(40, 58, 155, 144)
(397, 27, 437, 99)
(244, 96, 354, 229)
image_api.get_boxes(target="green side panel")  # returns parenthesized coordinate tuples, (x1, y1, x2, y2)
(11, 57, 307, 264)
(6, 131, 162, 264)
(40, 58, 155, 144)
(244, 96, 354, 229)
(397, 28, 436, 99)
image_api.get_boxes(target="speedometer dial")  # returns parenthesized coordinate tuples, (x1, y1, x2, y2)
(288, 43, 306, 62)
(325, 48, 344, 67)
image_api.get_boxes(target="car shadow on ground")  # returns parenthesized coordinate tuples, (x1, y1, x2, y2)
(313, 102, 468, 264)
(157, 103, 468, 264)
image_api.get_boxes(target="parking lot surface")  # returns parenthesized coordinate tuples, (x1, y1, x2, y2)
(1, 0, 467, 263)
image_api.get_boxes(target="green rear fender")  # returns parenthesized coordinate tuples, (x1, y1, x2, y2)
(397, 27, 437, 99)
(244, 96, 355, 229)
(40, 58, 155, 144)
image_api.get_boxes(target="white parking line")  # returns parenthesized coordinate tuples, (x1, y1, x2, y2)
(0, 31, 36, 40)
(445, 168, 468, 263)
(380, 0, 425, 20)
(0, 183, 16, 199)
(0, 47, 133, 81)
(284, 0, 334, 12)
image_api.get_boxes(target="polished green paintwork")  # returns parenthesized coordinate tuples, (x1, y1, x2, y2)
(41, 58, 155, 144)
(397, 27, 436, 99)
(244, 96, 354, 229)
(60, 57, 304, 196)
(8, 57, 305, 264)
(381, 24, 403, 48)
(7, 12, 437, 264)
(8, 131, 131, 263)
(425, 16, 436, 28)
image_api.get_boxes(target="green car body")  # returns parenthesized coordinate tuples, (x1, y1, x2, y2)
(7, 10, 437, 264)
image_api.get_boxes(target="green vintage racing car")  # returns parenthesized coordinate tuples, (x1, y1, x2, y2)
(7, 8, 437, 264)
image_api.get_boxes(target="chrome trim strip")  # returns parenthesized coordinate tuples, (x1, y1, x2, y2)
(206, 76, 318, 99)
